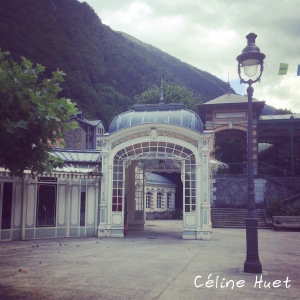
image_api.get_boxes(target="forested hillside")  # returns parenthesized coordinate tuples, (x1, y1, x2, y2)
(0, 0, 230, 127)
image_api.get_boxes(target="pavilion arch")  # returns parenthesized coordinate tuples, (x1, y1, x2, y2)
(96, 100, 214, 240)
(97, 122, 213, 240)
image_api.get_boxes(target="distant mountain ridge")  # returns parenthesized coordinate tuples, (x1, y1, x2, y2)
(0, 0, 231, 127)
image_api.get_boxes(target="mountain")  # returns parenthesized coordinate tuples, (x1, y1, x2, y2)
(0, 0, 231, 127)
(261, 104, 276, 115)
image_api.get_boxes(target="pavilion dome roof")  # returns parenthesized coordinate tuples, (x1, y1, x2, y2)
(146, 173, 176, 186)
(108, 102, 203, 134)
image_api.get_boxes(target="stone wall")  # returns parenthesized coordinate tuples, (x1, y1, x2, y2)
(212, 175, 300, 208)
(212, 175, 266, 208)
(64, 125, 86, 149)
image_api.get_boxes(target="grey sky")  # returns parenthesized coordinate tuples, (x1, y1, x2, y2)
(80, 0, 300, 112)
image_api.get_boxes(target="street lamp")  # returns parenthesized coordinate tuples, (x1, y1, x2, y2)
(158, 159, 165, 169)
(236, 33, 265, 274)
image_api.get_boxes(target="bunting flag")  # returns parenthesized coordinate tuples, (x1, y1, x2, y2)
(278, 63, 289, 75)
(297, 64, 300, 76)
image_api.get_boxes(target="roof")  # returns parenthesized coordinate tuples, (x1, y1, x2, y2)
(77, 118, 102, 127)
(52, 149, 101, 163)
(70, 112, 103, 127)
(259, 113, 300, 121)
(86, 120, 103, 127)
(0, 149, 102, 178)
(109, 103, 203, 134)
(51, 149, 101, 174)
(202, 93, 259, 105)
(198, 93, 265, 122)
(146, 173, 176, 186)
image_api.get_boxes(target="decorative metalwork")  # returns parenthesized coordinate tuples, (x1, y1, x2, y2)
(101, 192, 106, 203)
(150, 128, 158, 139)
(236, 32, 265, 274)
(173, 159, 182, 170)
(157, 130, 198, 147)
(112, 132, 149, 149)
(111, 130, 198, 149)
(236, 33, 265, 86)
(124, 160, 133, 169)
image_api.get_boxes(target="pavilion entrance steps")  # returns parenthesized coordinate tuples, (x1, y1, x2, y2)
(211, 208, 272, 229)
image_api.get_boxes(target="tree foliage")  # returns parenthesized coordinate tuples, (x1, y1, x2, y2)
(0, 50, 77, 177)
(0, 0, 229, 127)
(274, 108, 293, 115)
(134, 82, 202, 111)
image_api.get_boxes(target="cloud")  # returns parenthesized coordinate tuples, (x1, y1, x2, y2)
(81, 0, 300, 112)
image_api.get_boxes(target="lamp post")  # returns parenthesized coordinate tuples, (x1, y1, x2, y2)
(236, 33, 265, 274)
(158, 159, 165, 169)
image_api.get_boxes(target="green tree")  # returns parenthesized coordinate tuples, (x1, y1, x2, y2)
(0, 50, 77, 177)
(133, 82, 202, 111)
(274, 108, 293, 115)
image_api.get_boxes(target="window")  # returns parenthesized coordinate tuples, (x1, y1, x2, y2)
(114, 141, 194, 162)
(112, 189, 123, 212)
(135, 163, 144, 211)
(80, 192, 86, 226)
(1, 182, 13, 229)
(184, 158, 196, 212)
(113, 141, 196, 213)
(167, 192, 172, 209)
(146, 192, 152, 209)
(157, 192, 163, 209)
(80, 183, 86, 226)
(112, 160, 123, 212)
(97, 127, 104, 135)
(36, 184, 56, 227)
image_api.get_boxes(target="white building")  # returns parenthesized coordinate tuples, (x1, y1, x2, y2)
(0, 150, 101, 241)
(144, 173, 176, 219)
(0, 101, 213, 241)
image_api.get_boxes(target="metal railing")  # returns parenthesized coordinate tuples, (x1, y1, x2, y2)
(258, 162, 300, 177)
(216, 161, 300, 177)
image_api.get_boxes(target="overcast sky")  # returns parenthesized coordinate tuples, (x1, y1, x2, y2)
(80, 0, 300, 113)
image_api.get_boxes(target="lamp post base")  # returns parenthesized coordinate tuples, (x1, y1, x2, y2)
(244, 260, 262, 274)
(244, 216, 262, 274)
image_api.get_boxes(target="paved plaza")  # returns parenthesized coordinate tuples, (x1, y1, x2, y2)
(0, 220, 299, 299)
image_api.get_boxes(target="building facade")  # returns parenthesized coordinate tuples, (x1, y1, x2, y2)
(198, 92, 300, 178)
(64, 112, 105, 149)
(3, 89, 299, 242)
(0, 150, 101, 241)
(198, 91, 300, 209)
(144, 173, 176, 219)
(1, 102, 214, 241)
(97, 102, 213, 240)
(198, 92, 265, 175)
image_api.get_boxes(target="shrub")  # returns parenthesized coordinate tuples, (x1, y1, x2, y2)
(267, 197, 300, 216)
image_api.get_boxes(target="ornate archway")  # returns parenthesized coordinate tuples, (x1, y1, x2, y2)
(97, 124, 213, 240)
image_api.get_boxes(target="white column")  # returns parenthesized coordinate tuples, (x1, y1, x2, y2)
(21, 178, 29, 240)
(98, 150, 110, 237)
(66, 178, 71, 237)
(198, 138, 211, 240)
